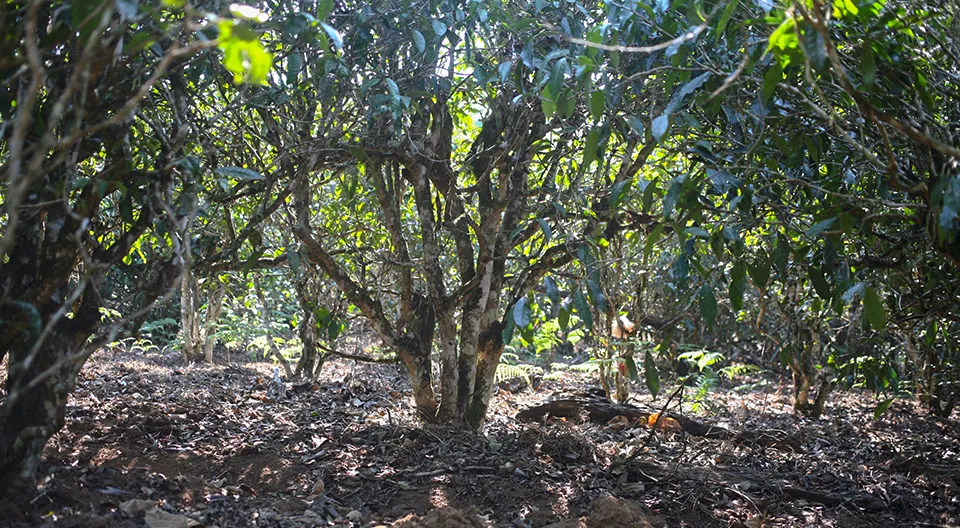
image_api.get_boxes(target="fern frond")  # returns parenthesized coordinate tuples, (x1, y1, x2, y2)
(568, 361, 601, 373)
(689, 370, 718, 413)
(501, 352, 522, 365)
(496, 363, 530, 383)
(719, 363, 763, 380)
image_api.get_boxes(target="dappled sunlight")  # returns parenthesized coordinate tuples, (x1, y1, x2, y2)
(429, 486, 449, 509)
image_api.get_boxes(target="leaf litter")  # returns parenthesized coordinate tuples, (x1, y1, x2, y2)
(0, 346, 957, 527)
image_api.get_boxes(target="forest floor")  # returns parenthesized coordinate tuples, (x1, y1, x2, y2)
(1, 346, 959, 528)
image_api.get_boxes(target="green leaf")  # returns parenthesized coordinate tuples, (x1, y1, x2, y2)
(218, 21, 274, 85)
(586, 278, 607, 313)
(498, 61, 513, 84)
(644, 224, 665, 261)
(578, 244, 597, 276)
(624, 355, 640, 381)
(521, 324, 535, 345)
(774, 232, 790, 275)
(123, 32, 155, 55)
(548, 58, 567, 98)
(861, 41, 876, 88)
(626, 116, 645, 137)
(589, 90, 605, 121)
(317, 0, 334, 19)
(644, 351, 660, 398)
(748, 253, 770, 290)
(762, 63, 782, 104)
(662, 178, 682, 218)
(873, 398, 894, 419)
(520, 41, 535, 68)
(699, 284, 718, 328)
(641, 180, 658, 213)
(583, 128, 600, 167)
(412, 29, 426, 53)
(73, 0, 104, 37)
(833, 0, 859, 18)
(242, 248, 266, 277)
(652, 114, 670, 142)
(513, 297, 531, 327)
(802, 24, 828, 72)
(715, 0, 740, 39)
(729, 261, 746, 311)
(863, 287, 886, 330)
(119, 193, 134, 224)
(809, 266, 831, 299)
(320, 22, 342, 50)
(502, 312, 516, 343)
(765, 17, 797, 56)
(665, 72, 712, 115)
(574, 288, 593, 329)
(328, 319, 344, 341)
(805, 217, 836, 238)
(215, 167, 264, 180)
(558, 302, 571, 330)
(384, 77, 401, 104)
(609, 178, 632, 210)
(558, 90, 576, 118)
(287, 52, 302, 84)
(430, 19, 447, 38)
(544, 277, 560, 304)
(541, 84, 558, 119)
(536, 218, 552, 242)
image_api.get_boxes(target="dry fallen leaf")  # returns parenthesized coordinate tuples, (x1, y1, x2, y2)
(119, 498, 158, 517)
(607, 415, 630, 429)
(646, 413, 682, 431)
(144, 507, 201, 528)
(306, 478, 326, 498)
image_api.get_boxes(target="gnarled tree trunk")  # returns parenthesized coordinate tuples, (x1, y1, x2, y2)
(0, 284, 100, 490)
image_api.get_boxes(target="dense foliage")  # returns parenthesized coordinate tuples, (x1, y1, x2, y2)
(1, 0, 958, 489)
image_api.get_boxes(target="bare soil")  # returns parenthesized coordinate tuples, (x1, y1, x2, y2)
(1, 347, 958, 527)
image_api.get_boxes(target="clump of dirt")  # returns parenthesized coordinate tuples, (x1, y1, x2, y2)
(381, 507, 491, 528)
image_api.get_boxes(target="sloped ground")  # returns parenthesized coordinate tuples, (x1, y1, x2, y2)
(1, 347, 958, 527)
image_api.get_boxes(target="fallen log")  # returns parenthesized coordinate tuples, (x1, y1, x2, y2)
(515, 397, 730, 439)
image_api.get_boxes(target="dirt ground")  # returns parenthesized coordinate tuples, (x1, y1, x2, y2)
(1, 347, 958, 527)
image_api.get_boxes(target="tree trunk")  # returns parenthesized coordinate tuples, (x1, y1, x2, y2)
(466, 320, 505, 429)
(0, 319, 92, 490)
(436, 310, 459, 422)
(295, 321, 320, 380)
(202, 282, 226, 363)
(180, 267, 203, 362)
(292, 272, 326, 381)
(400, 295, 439, 420)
